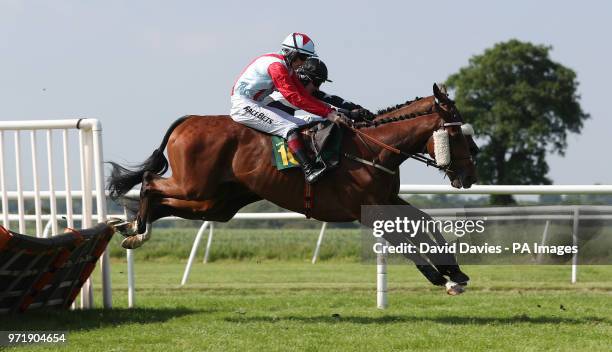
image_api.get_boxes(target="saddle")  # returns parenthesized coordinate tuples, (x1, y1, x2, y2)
(271, 121, 343, 171)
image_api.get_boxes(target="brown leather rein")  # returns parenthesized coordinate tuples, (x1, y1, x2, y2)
(342, 119, 469, 173)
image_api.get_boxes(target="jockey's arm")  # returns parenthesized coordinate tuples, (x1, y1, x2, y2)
(313, 90, 374, 121)
(313, 90, 362, 111)
(268, 62, 334, 118)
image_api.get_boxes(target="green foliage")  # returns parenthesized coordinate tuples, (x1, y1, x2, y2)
(446, 39, 589, 203)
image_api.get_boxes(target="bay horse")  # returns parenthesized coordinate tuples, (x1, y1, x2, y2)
(108, 84, 477, 294)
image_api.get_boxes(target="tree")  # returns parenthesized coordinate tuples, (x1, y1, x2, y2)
(446, 39, 589, 204)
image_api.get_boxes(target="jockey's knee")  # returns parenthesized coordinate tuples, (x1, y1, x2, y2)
(286, 128, 299, 139)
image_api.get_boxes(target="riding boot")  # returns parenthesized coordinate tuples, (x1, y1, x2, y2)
(287, 131, 327, 184)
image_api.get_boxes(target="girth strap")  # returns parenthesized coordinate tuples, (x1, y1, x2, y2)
(304, 183, 313, 219)
(343, 153, 396, 175)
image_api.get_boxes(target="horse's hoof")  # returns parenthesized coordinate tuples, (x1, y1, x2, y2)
(121, 234, 147, 249)
(121, 223, 152, 249)
(449, 271, 470, 285)
(445, 281, 466, 296)
(112, 220, 137, 237)
(106, 217, 124, 226)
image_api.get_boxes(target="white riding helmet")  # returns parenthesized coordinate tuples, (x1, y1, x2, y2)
(281, 32, 317, 57)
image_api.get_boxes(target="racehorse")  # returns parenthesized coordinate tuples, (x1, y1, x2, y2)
(108, 84, 477, 294)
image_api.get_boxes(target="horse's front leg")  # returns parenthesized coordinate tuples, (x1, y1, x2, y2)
(390, 195, 469, 294)
(359, 203, 448, 288)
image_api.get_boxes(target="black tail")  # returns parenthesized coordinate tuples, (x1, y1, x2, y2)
(107, 116, 191, 201)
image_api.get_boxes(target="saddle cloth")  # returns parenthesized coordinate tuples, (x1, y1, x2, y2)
(271, 121, 343, 170)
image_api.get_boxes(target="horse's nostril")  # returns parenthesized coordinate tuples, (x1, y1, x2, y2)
(451, 178, 463, 189)
(462, 175, 477, 188)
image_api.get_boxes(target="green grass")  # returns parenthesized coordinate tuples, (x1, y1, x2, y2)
(106, 227, 362, 262)
(104, 224, 612, 265)
(1, 261, 611, 351)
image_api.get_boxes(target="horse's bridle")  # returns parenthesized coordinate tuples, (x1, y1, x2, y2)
(427, 100, 474, 172)
(429, 121, 474, 174)
(344, 119, 472, 175)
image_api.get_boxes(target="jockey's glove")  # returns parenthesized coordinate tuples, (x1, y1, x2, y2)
(326, 111, 353, 127)
(351, 108, 375, 121)
(335, 108, 350, 116)
(337, 108, 375, 122)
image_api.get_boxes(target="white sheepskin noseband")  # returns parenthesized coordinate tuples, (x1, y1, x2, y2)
(433, 129, 451, 167)
(461, 123, 474, 136)
(434, 124, 475, 167)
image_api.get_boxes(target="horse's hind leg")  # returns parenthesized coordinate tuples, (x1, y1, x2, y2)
(120, 195, 195, 249)
(136, 164, 224, 225)
(151, 187, 262, 223)
(123, 178, 242, 250)
(121, 191, 259, 249)
(135, 170, 192, 229)
(135, 171, 156, 233)
(139, 161, 240, 221)
(120, 172, 166, 249)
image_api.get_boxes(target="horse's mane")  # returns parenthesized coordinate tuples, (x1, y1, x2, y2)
(354, 109, 435, 129)
(354, 96, 434, 129)
(375, 96, 424, 115)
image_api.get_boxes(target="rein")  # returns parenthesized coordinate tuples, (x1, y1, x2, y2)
(342, 120, 465, 173)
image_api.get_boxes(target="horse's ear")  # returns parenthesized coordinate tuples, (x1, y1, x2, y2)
(434, 83, 453, 106)
(436, 83, 448, 95)
(433, 83, 449, 101)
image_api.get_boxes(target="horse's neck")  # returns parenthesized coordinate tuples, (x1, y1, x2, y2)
(376, 96, 436, 120)
(366, 113, 441, 168)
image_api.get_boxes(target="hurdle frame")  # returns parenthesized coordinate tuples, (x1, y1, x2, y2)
(0, 119, 111, 309)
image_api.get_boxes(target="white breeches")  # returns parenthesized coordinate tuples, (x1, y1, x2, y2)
(230, 96, 324, 138)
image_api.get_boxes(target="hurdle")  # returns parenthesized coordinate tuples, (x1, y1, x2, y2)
(0, 223, 115, 314)
(0, 119, 111, 309)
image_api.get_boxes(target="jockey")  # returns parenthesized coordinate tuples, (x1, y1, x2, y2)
(266, 57, 375, 121)
(230, 33, 348, 184)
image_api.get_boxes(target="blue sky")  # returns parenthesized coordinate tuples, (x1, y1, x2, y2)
(1, 0, 610, 186)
